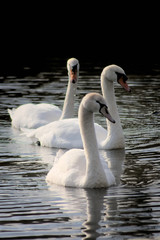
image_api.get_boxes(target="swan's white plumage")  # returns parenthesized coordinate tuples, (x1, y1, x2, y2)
(22, 118, 107, 148)
(46, 92, 116, 188)
(22, 64, 130, 150)
(8, 103, 62, 129)
(46, 149, 115, 188)
(8, 58, 79, 129)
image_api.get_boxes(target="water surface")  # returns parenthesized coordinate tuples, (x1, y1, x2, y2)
(0, 58, 160, 239)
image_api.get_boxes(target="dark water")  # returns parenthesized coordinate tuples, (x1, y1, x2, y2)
(0, 57, 160, 239)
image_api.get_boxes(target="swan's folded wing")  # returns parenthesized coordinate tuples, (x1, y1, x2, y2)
(22, 118, 83, 149)
(8, 103, 62, 129)
(46, 149, 85, 187)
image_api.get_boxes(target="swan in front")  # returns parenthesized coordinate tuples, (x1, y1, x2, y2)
(22, 64, 131, 150)
(46, 92, 116, 188)
(8, 58, 80, 129)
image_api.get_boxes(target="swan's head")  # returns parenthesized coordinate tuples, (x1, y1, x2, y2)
(67, 58, 80, 84)
(82, 92, 116, 123)
(101, 64, 131, 92)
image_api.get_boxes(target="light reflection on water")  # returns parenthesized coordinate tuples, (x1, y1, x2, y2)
(0, 58, 160, 239)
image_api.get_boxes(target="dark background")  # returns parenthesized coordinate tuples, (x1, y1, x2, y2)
(1, 3, 159, 76)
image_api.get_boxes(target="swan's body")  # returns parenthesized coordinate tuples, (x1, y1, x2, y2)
(22, 118, 107, 149)
(8, 103, 62, 129)
(46, 93, 116, 188)
(22, 64, 130, 150)
(8, 58, 79, 129)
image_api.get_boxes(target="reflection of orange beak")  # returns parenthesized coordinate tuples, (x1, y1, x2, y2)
(118, 77, 131, 92)
(70, 70, 77, 83)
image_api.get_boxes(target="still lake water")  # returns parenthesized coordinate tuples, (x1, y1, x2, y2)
(0, 57, 160, 239)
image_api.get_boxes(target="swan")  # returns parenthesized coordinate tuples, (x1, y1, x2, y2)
(7, 58, 80, 129)
(22, 64, 130, 150)
(46, 92, 116, 188)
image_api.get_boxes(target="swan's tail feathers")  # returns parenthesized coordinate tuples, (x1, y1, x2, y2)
(7, 108, 15, 119)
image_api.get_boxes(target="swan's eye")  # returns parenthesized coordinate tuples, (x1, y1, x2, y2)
(96, 101, 108, 113)
(115, 72, 128, 83)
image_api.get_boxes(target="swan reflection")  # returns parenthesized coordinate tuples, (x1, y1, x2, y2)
(48, 184, 107, 239)
(46, 149, 125, 239)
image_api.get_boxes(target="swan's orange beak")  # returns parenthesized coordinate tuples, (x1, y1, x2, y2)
(70, 70, 77, 83)
(118, 77, 131, 92)
(70, 64, 78, 84)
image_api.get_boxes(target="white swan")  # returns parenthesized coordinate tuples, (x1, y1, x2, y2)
(22, 64, 130, 150)
(8, 58, 80, 129)
(46, 92, 116, 188)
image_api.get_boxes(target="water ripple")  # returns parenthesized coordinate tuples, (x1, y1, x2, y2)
(0, 59, 160, 239)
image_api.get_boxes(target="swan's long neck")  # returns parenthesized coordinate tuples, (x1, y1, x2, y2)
(79, 105, 107, 188)
(101, 76, 125, 149)
(60, 79, 77, 120)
